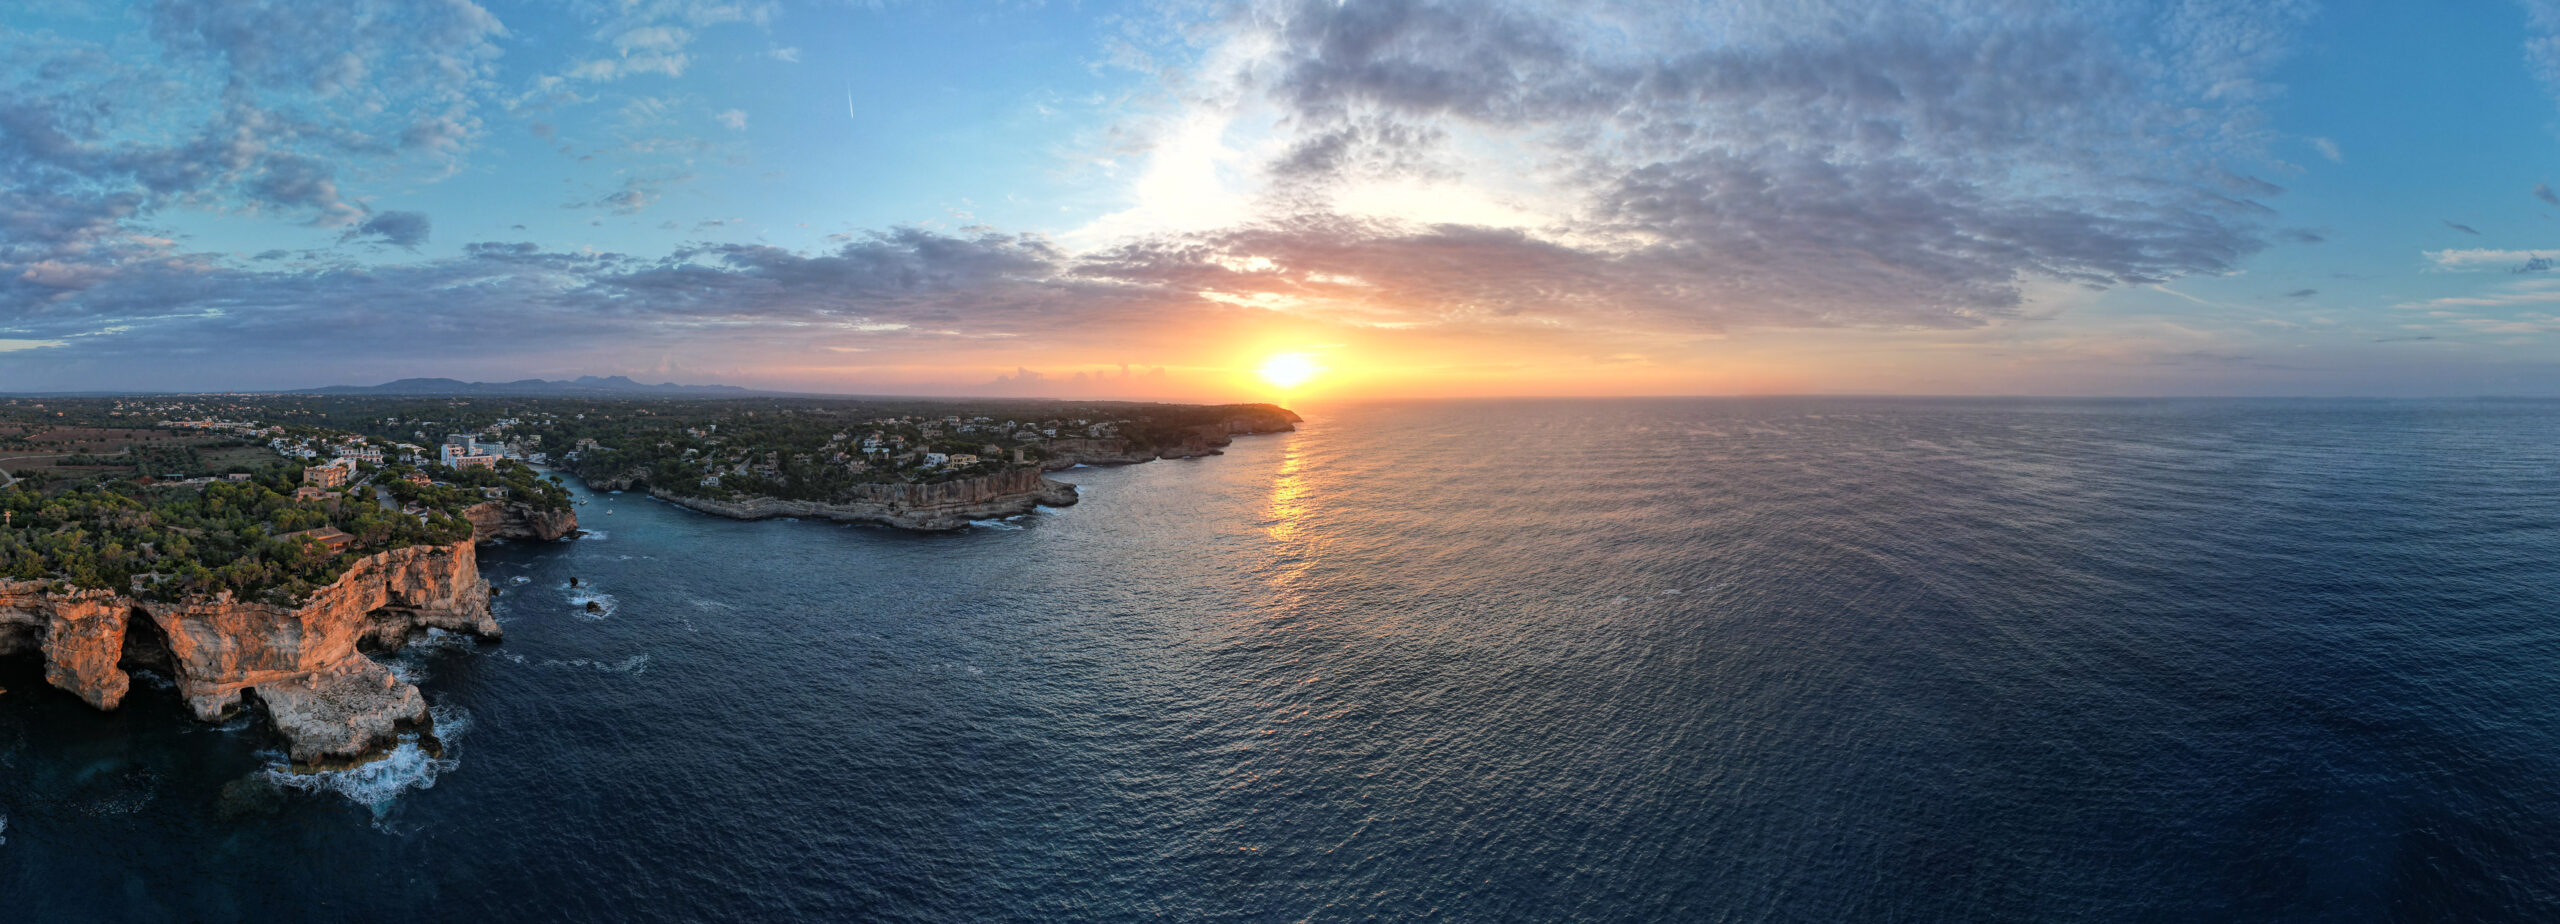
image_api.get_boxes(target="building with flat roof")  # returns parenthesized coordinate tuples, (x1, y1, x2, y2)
(279, 526, 354, 554)
(302, 460, 351, 488)
(440, 441, 500, 470)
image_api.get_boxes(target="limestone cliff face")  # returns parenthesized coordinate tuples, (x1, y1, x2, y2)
(654, 467, 1080, 531)
(0, 540, 495, 768)
(464, 500, 580, 542)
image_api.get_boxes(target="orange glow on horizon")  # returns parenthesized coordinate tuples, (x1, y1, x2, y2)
(1257, 352, 1326, 390)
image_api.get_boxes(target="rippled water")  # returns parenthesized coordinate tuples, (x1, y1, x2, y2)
(6, 398, 2560, 921)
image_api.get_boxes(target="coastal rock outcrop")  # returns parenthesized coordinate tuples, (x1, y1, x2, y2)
(0, 540, 495, 767)
(464, 500, 580, 542)
(32, 592, 132, 711)
(653, 467, 1080, 531)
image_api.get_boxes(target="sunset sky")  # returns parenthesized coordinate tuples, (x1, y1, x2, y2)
(9, 1, 2560, 399)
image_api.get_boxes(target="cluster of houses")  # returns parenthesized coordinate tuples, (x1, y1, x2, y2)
(157, 418, 273, 434)
(260, 431, 426, 467)
(838, 431, 1008, 473)
(668, 412, 1133, 491)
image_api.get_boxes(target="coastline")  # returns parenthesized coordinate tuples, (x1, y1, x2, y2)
(646, 470, 1080, 531)
(590, 417, 1300, 532)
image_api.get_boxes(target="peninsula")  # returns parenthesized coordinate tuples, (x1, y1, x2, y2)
(0, 390, 1297, 770)
(550, 399, 1302, 530)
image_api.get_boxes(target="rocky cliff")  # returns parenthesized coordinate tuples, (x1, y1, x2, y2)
(0, 540, 496, 769)
(464, 500, 580, 542)
(654, 466, 1080, 531)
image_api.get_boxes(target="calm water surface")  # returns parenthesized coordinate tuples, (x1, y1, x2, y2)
(6, 398, 2560, 921)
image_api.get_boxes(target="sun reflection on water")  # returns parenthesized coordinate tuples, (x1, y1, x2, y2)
(1263, 436, 1310, 545)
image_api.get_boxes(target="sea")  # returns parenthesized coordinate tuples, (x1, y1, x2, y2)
(5, 397, 2560, 922)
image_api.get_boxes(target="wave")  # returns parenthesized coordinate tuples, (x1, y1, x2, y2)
(578, 529, 608, 541)
(482, 649, 650, 673)
(968, 518, 1023, 530)
(76, 767, 159, 817)
(541, 653, 650, 674)
(561, 582, 618, 619)
(387, 627, 479, 684)
(267, 704, 470, 817)
(567, 591, 618, 620)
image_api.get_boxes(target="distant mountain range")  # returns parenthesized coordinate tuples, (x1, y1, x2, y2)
(299, 376, 765, 397)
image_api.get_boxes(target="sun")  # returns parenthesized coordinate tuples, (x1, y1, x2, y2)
(1257, 352, 1325, 389)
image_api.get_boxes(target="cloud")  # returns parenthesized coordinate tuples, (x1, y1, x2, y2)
(579, 173, 695, 214)
(2523, 1, 2560, 108)
(1072, 0, 2316, 332)
(2285, 288, 2317, 298)
(17, 260, 118, 290)
(2444, 220, 2483, 235)
(598, 188, 659, 213)
(0, 0, 500, 294)
(341, 211, 432, 249)
(0, 227, 1264, 389)
(244, 154, 360, 224)
(555, 1, 776, 84)
(2309, 137, 2343, 163)
(0, 0, 2358, 390)
(985, 363, 1172, 396)
(568, 53, 691, 82)
(2425, 248, 2560, 270)
(2542, 183, 2560, 207)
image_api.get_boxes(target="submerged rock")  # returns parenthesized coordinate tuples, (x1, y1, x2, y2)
(216, 774, 285, 820)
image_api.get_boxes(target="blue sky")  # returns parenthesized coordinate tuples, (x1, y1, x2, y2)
(7, 0, 2560, 397)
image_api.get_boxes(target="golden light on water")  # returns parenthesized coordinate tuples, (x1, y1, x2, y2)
(1257, 353, 1325, 390)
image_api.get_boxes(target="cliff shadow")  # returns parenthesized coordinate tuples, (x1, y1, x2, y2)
(117, 606, 175, 676)
(0, 614, 37, 661)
